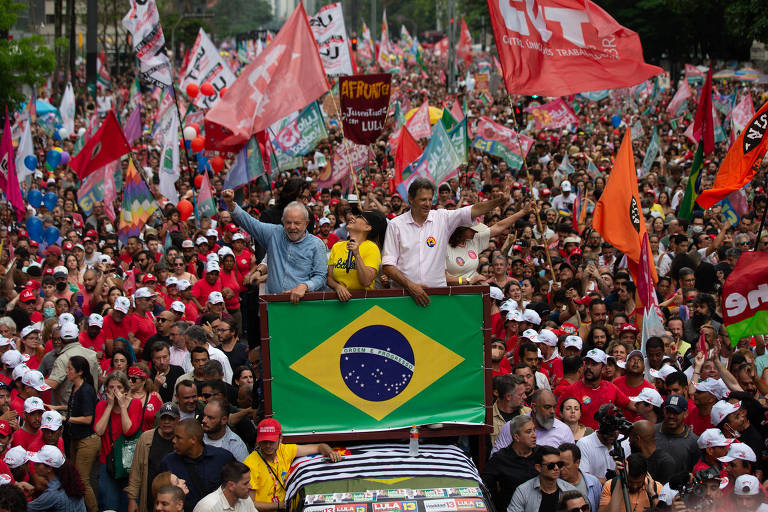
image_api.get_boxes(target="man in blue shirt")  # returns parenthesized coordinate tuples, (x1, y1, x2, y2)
(160, 419, 235, 511)
(223, 190, 326, 304)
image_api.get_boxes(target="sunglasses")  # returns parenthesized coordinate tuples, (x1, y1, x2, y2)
(544, 461, 565, 470)
(200, 392, 213, 399)
(128, 376, 142, 382)
(568, 506, 590, 512)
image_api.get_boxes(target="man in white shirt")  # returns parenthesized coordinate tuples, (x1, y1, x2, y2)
(193, 461, 257, 512)
(184, 325, 232, 383)
(551, 181, 575, 213)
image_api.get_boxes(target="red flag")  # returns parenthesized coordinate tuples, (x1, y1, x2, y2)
(456, 18, 473, 66)
(205, 3, 329, 146)
(488, 0, 663, 97)
(394, 128, 422, 185)
(69, 111, 131, 180)
(0, 108, 26, 221)
(406, 100, 431, 139)
(697, 101, 768, 209)
(692, 63, 715, 155)
(450, 99, 465, 122)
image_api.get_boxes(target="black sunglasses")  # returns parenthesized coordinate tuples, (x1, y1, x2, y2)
(544, 461, 565, 470)
(200, 393, 213, 399)
(568, 506, 590, 512)
(128, 376, 141, 383)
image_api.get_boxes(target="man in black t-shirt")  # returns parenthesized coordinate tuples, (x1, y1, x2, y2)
(149, 342, 185, 403)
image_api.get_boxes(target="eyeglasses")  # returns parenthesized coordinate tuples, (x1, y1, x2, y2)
(174, 263, 185, 266)
(128, 376, 141, 382)
(544, 461, 565, 470)
(567, 505, 590, 512)
(156, 318, 168, 323)
(738, 242, 750, 247)
(215, 328, 230, 333)
(200, 393, 213, 399)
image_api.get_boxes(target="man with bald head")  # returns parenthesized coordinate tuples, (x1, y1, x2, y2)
(223, 190, 326, 304)
(629, 419, 676, 484)
(160, 418, 235, 511)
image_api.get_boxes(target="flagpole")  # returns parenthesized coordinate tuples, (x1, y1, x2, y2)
(754, 202, 768, 251)
(328, 88, 361, 198)
(507, 95, 558, 286)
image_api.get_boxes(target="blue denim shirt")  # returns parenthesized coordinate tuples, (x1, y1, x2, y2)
(231, 204, 327, 294)
(28, 477, 86, 512)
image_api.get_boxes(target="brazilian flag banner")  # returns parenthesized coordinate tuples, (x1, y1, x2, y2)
(265, 293, 487, 435)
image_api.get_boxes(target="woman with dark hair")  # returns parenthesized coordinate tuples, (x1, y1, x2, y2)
(65, 355, 99, 512)
(327, 210, 388, 301)
(25, 448, 87, 511)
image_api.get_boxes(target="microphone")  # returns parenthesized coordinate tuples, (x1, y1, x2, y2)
(345, 238, 355, 273)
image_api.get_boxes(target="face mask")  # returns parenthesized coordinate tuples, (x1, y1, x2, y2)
(43, 307, 55, 318)
(692, 225, 703, 234)
(55, 282, 67, 291)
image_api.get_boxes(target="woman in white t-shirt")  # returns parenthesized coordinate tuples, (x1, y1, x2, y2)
(445, 203, 532, 285)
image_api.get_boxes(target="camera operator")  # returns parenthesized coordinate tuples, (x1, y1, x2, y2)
(599, 453, 661, 512)
(577, 404, 631, 482)
(629, 420, 676, 484)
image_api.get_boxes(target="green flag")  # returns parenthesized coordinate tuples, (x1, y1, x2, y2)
(639, 128, 660, 177)
(441, 108, 457, 132)
(448, 118, 468, 164)
(679, 143, 704, 220)
(267, 294, 486, 434)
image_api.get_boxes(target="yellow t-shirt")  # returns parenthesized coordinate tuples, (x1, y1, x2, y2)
(244, 443, 298, 504)
(328, 240, 381, 290)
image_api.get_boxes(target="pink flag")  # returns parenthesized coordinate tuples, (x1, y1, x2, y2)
(731, 94, 756, 134)
(636, 232, 658, 310)
(666, 79, 691, 117)
(450, 99, 465, 122)
(456, 18, 473, 66)
(123, 102, 143, 144)
(406, 101, 431, 139)
(524, 98, 579, 130)
(0, 108, 26, 221)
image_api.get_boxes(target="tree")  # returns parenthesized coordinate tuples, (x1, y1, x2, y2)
(0, 0, 56, 114)
(725, 0, 768, 45)
(209, 0, 272, 39)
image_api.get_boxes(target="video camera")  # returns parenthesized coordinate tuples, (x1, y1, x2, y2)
(667, 468, 719, 511)
(596, 404, 634, 437)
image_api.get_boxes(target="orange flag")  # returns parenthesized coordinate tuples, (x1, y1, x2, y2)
(592, 128, 657, 283)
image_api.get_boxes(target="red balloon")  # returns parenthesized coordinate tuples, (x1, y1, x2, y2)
(194, 175, 203, 188)
(190, 136, 205, 153)
(210, 156, 225, 173)
(177, 199, 194, 221)
(220, 87, 228, 98)
(201, 82, 215, 97)
(186, 83, 199, 98)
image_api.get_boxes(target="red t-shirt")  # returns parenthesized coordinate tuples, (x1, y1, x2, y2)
(542, 356, 564, 385)
(612, 376, 656, 421)
(556, 379, 631, 430)
(191, 278, 222, 306)
(26, 433, 65, 453)
(320, 233, 340, 251)
(11, 427, 39, 450)
(136, 394, 163, 432)
(181, 299, 199, 323)
(94, 399, 142, 463)
(687, 405, 713, 435)
(9, 396, 23, 418)
(124, 312, 156, 347)
(219, 270, 243, 309)
(79, 331, 106, 354)
(24, 354, 41, 370)
(102, 314, 131, 342)
(77, 286, 95, 317)
(234, 249, 254, 274)
(491, 312, 505, 339)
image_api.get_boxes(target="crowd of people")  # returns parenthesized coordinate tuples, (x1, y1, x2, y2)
(1, 19, 767, 512)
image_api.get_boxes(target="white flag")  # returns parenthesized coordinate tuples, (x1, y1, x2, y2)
(309, 3, 353, 76)
(59, 83, 76, 134)
(15, 121, 35, 183)
(158, 115, 179, 204)
(180, 29, 238, 109)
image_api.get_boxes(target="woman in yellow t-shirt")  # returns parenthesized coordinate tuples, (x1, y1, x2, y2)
(327, 210, 387, 301)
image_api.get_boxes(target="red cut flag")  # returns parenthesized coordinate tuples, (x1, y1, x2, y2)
(69, 111, 131, 180)
(0, 108, 26, 221)
(205, 3, 329, 146)
(692, 63, 715, 155)
(456, 18, 473, 66)
(406, 101, 431, 139)
(488, 0, 663, 97)
(450, 99, 465, 122)
(697, 100, 768, 209)
(394, 127, 422, 185)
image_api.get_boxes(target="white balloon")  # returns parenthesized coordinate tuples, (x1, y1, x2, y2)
(183, 126, 197, 141)
(58, 127, 69, 139)
(77, 127, 86, 137)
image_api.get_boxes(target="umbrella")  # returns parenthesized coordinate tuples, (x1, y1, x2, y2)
(713, 69, 735, 80)
(736, 67, 760, 82)
(405, 106, 444, 125)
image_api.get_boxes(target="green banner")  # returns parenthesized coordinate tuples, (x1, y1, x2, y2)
(267, 294, 486, 434)
(274, 101, 328, 157)
(639, 128, 659, 177)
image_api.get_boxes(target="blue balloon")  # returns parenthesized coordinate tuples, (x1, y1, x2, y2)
(44, 226, 60, 246)
(27, 189, 42, 208)
(46, 150, 61, 169)
(611, 115, 622, 128)
(43, 192, 58, 211)
(23, 155, 38, 171)
(25, 217, 43, 243)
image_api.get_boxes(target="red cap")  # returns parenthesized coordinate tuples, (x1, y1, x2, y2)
(72, 218, 83, 228)
(128, 366, 148, 379)
(0, 420, 10, 437)
(29, 241, 39, 248)
(43, 245, 61, 257)
(62, 241, 74, 251)
(83, 237, 94, 243)
(569, 247, 582, 256)
(17, 229, 27, 239)
(44, 268, 54, 275)
(25, 280, 40, 290)
(85, 229, 98, 239)
(574, 296, 593, 306)
(329, 198, 340, 206)
(542, 189, 551, 196)
(226, 223, 239, 233)
(256, 418, 282, 442)
(19, 289, 36, 303)
(620, 324, 639, 333)
(512, 182, 522, 189)
(142, 273, 157, 283)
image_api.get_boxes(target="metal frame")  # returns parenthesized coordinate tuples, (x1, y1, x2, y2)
(258, 286, 493, 444)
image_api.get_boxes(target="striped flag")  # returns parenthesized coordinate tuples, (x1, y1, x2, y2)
(118, 159, 158, 244)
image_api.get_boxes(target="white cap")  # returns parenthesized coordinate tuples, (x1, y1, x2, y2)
(134, 287, 156, 299)
(60, 322, 79, 339)
(208, 291, 224, 304)
(177, 279, 191, 291)
(217, 246, 234, 259)
(195, 236, 208, 245)
(695, 378, 730, 400)
(206, 228, 218, 238)
(697, 428, 734, 449)
(536, 329, 558, 347)
(564, 335, 582, 350)
(499, 299, 517, 312)
(206, 260, 220, 273)
(0, 337, 11, 347)
(88, 313, 103, 328)
(488, 286, 504, 301)
(165, 276, 179, 287)
(19, 325, 40, 339)
(506, 310, 524, 323)
(719, 442, 757, 463)
(711, 400, 741, 426)
(734, 474, 761, 496)
(561, 180, 572, 192)
(584, 348, 608, 364)
(318, 217, 331, 226)
(29, 445, 65, 468)
(113, 296, 131, 314)
(57, 313, 75, 326)
(630, 388, 663, 408)
(22, 370, 50, 392)
(170, 301, 186, 314)
(649, 365, 677, 380)
(23, 396, 45, 414)
(1, 350, 29, 369)
(181, 239, 194, 248)
(4, 446, 28, 468)
(626, 349, 644, 361)
(53, 265, 68, 277)
(206, 253, 219, 263)
(658, 483, 678, 506)
(11, 364, 29, 382)
(521, 329, 539, 342)
(523, 309, 541, 325)
(232, 233, 245, 241)
(40, 410, 63, 430)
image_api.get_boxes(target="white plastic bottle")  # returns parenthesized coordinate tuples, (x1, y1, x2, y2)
(409, 425, 419, 456)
